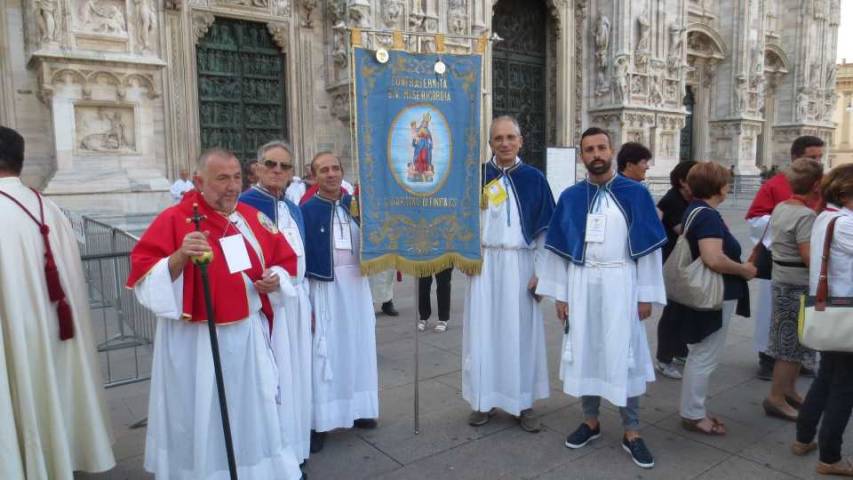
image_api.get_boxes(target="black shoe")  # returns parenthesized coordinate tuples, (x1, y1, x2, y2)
(381, 301, 399, 316)
(800, 366, 816, 378)
(353, 418, 378, 429)
(622, 436, 655, 469)
(565, 422, 601, 449)
(756, 362, 773, 381)
(309, 430, 326, 453)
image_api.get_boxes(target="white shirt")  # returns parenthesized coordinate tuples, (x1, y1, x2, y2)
(170, 179, 194, 202)
(810, 206, 853, 297)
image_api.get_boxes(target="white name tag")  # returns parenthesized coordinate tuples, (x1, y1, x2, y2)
(585, 213, 606, 243)
(283, 226, 304, 257)
(219, 234, 252, 274)
(334, 221, 353, 250)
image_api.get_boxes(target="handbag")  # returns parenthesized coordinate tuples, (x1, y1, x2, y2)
(663, 207, 725, 311)
(798, 216, 853, 352)
(747, 223, 772, 280)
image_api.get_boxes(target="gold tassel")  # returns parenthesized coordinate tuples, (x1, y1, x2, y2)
(360, 253, 483, 277)
(480, 187, 488, 210)
(350, 196, 360, 218)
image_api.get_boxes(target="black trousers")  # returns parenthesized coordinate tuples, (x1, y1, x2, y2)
(418, 268, 452, 322)
(656, 303, 688, 363)
(796, 352, 853, 464)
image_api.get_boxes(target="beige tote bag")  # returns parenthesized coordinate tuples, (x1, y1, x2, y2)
(663, 206, 724, 311)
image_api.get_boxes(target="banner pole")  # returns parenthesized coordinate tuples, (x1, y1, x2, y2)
(414, 275, 421, 435)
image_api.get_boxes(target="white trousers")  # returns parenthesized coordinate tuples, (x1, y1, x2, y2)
(680, 300, 736, 420)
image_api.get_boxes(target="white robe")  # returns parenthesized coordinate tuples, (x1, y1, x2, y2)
(134, 213, 302, 480)
(273, 201, 313, 462)
(170, 179, 194, 203)
(747, 215, 773, 354)
(0, 177, 115, 479)
(368, 270, 395, 305)
(462, 174, 550, 416)
(537, 191, 665, 407)
(310, 205, 379, 432)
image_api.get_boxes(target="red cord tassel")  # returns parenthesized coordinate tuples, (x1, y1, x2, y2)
(57, 299, 74, 340)
(44, 253, 64, 302)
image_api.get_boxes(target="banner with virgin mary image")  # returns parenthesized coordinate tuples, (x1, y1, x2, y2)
(352, 46, 483, 276)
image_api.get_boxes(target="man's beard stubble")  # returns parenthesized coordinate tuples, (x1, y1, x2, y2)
(586, 158, 611, 176)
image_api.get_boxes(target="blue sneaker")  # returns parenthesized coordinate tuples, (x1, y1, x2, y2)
(565, 422, 601, 449)
(622, 436, 655, 469)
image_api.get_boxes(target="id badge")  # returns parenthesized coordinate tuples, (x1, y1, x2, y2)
(283, 226, 304, 257)
(585, 213, 606, 243)
(334, 222, 353, 250)
(219, 234, 252, 273)
(484, 178, 507, 207)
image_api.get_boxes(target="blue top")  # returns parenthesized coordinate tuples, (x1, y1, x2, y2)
(682, 201, 746, 301)
(301, 193, 357, 281)
(482, 160, 555, 245)
(239, 185, 306, 241)
(545, 174, 666, 265)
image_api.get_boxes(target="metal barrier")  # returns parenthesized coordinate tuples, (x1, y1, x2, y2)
(65, 210, 156, 388)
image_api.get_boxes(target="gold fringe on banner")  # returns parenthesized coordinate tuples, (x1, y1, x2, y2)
(476, 33, 488, 54)
(360, 252, 482, 278)
(392, 31, 405, 50)
(351, 28, 362, 47)
(435, 34, 446, 53)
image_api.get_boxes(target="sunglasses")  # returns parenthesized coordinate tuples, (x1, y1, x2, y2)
(263, 160, 294, 170)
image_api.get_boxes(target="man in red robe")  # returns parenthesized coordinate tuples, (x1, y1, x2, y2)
(745, 135, 824, 380)
(127, 148, 304, 479)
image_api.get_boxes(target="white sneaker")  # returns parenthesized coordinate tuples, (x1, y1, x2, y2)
(434, 321, 448, 332)
(417, 320, 428, 331)
(655, 360, 683, 379)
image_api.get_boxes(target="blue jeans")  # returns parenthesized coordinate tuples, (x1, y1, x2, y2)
(582, 395, 640, 431)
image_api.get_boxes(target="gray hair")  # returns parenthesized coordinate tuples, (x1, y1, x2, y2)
(488, 115, 522, 139)
(196, 147, 237, 173)
(256, 140, 294, 163)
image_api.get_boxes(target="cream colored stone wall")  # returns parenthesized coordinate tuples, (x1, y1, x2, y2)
(830, 61, 853, 167)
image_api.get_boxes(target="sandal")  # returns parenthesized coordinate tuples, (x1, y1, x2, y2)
(763, 399, 798, 421)
(785, 395, 803, 410)
(681, 416, 727, 436)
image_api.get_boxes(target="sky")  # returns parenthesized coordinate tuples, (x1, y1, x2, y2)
(839, 0, 853, 63)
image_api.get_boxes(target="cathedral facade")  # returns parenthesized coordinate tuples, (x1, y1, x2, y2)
(0, 0, 840, 211)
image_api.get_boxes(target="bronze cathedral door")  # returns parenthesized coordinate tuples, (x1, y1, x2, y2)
(491, 0, 548, 172)
(197, 18, 287, 165)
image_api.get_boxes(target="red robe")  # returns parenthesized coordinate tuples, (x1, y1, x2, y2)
(746, 173, 820, 219)
(127, 190, 297, 327)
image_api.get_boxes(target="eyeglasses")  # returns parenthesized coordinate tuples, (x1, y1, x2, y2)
(263, 160, 294, 171)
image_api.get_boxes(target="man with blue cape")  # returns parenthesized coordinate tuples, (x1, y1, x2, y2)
(537, 127, 666, 470)
(239, 140, 312, 467)
(463, 116, 555, 433)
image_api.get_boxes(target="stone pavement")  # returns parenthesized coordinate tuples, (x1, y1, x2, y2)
(78, 197, 853, 480)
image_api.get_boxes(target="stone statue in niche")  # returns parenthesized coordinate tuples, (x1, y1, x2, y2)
(79, 0, 126, 35)
(381, 0, 404, 28)
(135, 0, 156, 51)
(613, 56, 629, 102)
(301, 0, 320, 28)
(36, 0, 59, 43)
(448, 1, 468, 36)
(667, 24, 683, 73)
(635, 12, 650, 66)
(797, 88, 810, 120)
(593, 15, 610, 95)
(649, 69, 664, 105)
(823, 93, 836, 122)
(734, 75, 747, 113)
(79, 109, 133, 152)
(348, 0, 372, 28)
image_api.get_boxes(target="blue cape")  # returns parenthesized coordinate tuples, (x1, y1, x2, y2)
(300, 193, 357, 281)
(239, 185, 306, 241)
(545, 174, 666, 265)
(482, 160, 555, 245)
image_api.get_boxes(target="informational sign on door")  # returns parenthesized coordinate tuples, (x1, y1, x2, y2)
(546, 146, 578, 200)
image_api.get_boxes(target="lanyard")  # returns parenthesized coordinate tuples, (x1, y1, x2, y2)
(502, 175, 511, 227)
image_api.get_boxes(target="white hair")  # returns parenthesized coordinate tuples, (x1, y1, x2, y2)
(489, 115, 522, 139)
(256, 140, 294, 162)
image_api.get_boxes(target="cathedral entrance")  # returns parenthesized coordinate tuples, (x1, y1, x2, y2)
(196, 18, 288, 165)
(491, 0, 549, 172)
(680, 86, 695, 163)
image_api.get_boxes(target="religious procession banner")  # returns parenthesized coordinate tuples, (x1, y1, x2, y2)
(352, 46, 483, 277)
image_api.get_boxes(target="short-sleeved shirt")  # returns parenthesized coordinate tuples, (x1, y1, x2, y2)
(657, 187, 689, 261)
(770, 201, 815, 286)
(682, 200, 747, 301)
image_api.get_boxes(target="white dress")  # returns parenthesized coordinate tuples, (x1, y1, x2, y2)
(134, 213, 302, 480)
(273, 202, 313, 462)
(537, 191, 665, 406)
(309, 204, 379, 432)
(462, 172, 550, 416)
(0, 177, 115, 480)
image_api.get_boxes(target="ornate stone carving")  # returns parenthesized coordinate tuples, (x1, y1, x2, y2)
(593, 14, 610, 96)
(667, 24, 683, 73)
(135, 0, 156, 51)
(796, 88, 810, 120)
(734, 75, 747, 113)
(78, 0, 127, 35)
(348, 0, 372, 28)
(300, 0, 319, 28)
(76, 106, 135, 153)
(448, 0, 468, 36)
(191, 11, 215, 44)
(273, 0, 289, 16)
(331, 90, 349, 121)
(634, 11, 650, 67)
(381, 0, 404, 29)
(36, 0, 60, 44)
(267, 22, 288, 51)
(612, 55, 629, 103)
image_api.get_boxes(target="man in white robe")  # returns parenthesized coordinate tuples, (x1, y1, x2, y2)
(301, 152, 379, 452)
(0, 126, 115, 479)
(169, 167, 194, 202)
(463, 116, 555, 432)
(537, 127, 667, 469)
(369, 270, 399, 316)
(240, 140, 313, 464)
(128, 148, 303, 479)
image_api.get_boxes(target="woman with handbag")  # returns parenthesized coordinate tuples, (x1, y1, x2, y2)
(762, 158, 824, 421)
(667, 162, 756, 435)
(792, 164, 853, 476)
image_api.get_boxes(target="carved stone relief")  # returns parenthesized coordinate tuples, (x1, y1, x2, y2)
(76, 0, 127, 36)
(381, 0, 405, 29)
(36, 0, 60, 44)
(300, 0, 319, 27)
(635, 11, 650, 67)
(448, 0, 468, 36)
(593, 14, 610, 96)
(134, 0, 156, 52)
(612, 55, 629, 103)
(75, 106, 136, 153)
(667, 24, 683, 74)
(191, 11, 216, 44)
